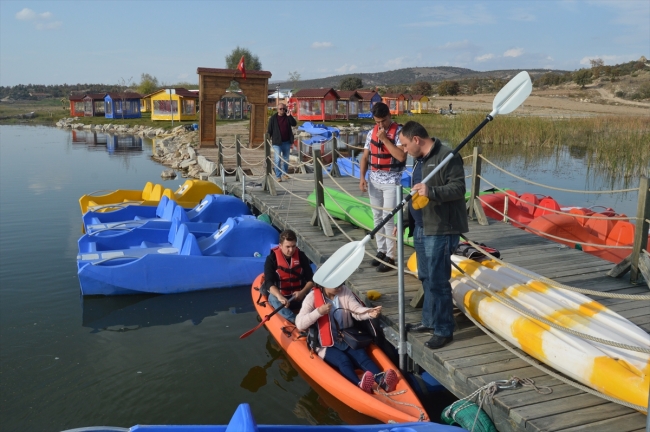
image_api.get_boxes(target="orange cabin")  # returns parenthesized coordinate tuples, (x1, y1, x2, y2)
(381, 93, 406, 116)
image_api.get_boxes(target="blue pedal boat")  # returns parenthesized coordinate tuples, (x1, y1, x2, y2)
(335, 157, 412, 188)
(83, 194, 251, 234)
(298, 121, 340, 138)
(77, 217, 279, 296)
(60, 402, 467, 432)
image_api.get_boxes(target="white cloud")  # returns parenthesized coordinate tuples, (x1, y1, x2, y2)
(475, 54, 495, 62)
(39, 12, 52, 19)
(16, 8, 36, 20)
(36, 21, 62, 31)
(510, 9, 536, 21)
(504, 48, 524, 58)
(311, 42, 332, 49)
(579, 54, 633, 66)
(335, 64, 357, 74)
(385, 57, 405, 68)
(437, 40, 474, 51)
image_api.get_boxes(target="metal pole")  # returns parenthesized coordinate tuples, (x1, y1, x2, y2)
(241, 171, 246, 203)
(169, 88, 174, 127)
(397, 184, 407, 372)
(235, 134, 242, 182)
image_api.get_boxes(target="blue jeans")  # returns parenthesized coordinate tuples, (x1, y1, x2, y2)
(273, 141, 291, 178)
(413, 225, 459, 337)
(323, 345, 381, 385)
(268, 293, 299, 323)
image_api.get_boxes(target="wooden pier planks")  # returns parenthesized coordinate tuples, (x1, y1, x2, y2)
(214, 172, 648, 432)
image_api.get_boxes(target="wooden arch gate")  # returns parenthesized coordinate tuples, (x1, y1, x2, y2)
(197, 67, 272, 147)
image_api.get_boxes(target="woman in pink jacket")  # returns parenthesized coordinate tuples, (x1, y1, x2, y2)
(295, 284, 398, 393)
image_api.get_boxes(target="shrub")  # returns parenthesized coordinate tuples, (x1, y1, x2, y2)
(615, 90, 626, 98)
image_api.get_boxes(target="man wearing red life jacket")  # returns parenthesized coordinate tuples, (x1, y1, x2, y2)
(359, 102, 407, 272)
(263, 229, 314, 323)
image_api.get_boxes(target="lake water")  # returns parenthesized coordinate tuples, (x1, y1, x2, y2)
(0, 125, 641, 431)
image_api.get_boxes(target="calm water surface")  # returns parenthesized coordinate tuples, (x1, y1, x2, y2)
(0, 125, 640, 431)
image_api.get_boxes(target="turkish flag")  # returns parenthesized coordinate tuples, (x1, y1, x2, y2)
(237, 55, 246, 80)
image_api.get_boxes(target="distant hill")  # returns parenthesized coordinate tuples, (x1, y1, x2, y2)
(274, 67, 570, 89)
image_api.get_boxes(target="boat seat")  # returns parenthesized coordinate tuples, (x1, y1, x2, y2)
(518, 193, 539, 217)
(533, 197, 561, 218)
(606, 221, 635, 246)
(585, 214, 614, 241)
(141, 181, 154, 200)
(568, 207, 594, 226)
(180, 232, 202, 256)
(155, 196, 171, 218)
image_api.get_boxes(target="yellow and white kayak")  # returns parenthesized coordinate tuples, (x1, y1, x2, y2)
(407, 252, 649, 410)
(79, 179, 222, 214)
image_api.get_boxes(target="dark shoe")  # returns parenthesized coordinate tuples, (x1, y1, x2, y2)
(376, 257, 395, 272)
(371, 252, 386, 267)
(407, 323, 434, 334)
(424, 335, 453, 349)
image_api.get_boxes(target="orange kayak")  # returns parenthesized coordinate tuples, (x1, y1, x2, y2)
(249, 274, 429, 424)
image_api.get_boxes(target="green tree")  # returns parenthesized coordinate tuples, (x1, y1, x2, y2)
(573, 68, 593, 88)
(466, 79, 479, 95)
(288, 71, 301, 91)
(437, 80, 460, 96)
(339, 77, 363, 90)
(411, 81, 432, 96)
(137, 73, 159, 95)
(225, 47, 262, 71)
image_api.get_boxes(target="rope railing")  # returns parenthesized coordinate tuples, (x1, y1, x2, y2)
(267, 156, 316, 182)
(219, 164, 238, 175)
(477, 196, 634, 250)
(478, 175, 636, 221)
(320, 165, 394, 211)
(479, 155, 637, 194)
(269, 174, 311, 203)
(238, 154, 265, 166)
(462, 238, 650, 300)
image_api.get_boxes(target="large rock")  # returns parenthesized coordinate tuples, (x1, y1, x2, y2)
(161, 169, 177, 179)
(197, 155, 217, 176)
(179, 159, 197, 169)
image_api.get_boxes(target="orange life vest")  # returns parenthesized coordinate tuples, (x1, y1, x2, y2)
(312, 287, 335, 347)
(272, 246, 303, 296)
(369, 122, 404, 172)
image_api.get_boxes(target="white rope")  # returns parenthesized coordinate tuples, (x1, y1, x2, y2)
(480, 155, 637, 194)
(321, 165, 395, 211)
(238, 154, 265, 166)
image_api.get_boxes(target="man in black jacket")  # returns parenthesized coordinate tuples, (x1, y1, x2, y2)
(398, 121, 468, 349)
(267, 103, 297, 181)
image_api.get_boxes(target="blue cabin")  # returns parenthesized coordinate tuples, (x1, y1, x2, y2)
(104, 92, 143, 119)
(357, 91, 382, 118)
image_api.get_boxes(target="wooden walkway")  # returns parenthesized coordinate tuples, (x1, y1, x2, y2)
(210, 166, 647, 431)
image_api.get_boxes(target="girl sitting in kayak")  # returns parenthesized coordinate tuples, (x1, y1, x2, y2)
(295, 284, 398, 393)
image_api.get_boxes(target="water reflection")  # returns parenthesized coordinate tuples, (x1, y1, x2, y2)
(82, 287, 255, 333)
(71, 130, 146, 154)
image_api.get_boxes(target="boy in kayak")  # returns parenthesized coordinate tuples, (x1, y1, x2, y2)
(263, 229, 314, 323)
(359, 102, 407, 273)
(295, 283, 398, 393)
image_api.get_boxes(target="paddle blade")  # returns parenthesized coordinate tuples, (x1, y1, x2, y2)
(491, 71, 532, 116)
(313, 239, 367, 288)
(239, 318, 267, 339)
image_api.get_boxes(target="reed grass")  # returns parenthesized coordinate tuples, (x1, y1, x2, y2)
(395, 114, 650, 182)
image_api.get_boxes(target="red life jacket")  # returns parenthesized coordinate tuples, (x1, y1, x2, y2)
(273, 246, 303, 296)
(312, 287, 335, 347)
(369, 122, 405, 172)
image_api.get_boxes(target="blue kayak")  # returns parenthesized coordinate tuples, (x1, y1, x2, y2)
(298, 121, 340, 138)
(335, 157, 413, 188)
(77, 217, 279, 295)
(60, 402, 467, 431)
(84, 194, 250, 234)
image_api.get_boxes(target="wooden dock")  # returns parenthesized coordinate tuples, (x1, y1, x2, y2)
(202, 140, 648, 431)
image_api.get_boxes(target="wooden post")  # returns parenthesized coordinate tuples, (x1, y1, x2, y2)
(218, 138, 223, 176)
(262, 134, 276, 196)
(235, 134, 242, 182)
(468, 146, 481, 219)
(330, 136, 341, 177)
(630, 176, 650, 284)
(310, 149, 333, 236)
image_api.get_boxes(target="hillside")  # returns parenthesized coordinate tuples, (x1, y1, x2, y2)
(274, 67, 570, 89)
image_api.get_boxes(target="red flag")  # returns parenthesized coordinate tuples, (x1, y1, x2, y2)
(237, 55, 246, 80)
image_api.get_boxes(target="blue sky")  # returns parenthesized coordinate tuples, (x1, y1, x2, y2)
(1, 0, 648, 86)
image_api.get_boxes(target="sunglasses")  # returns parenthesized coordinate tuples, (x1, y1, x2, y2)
(278, 108, 286, 111)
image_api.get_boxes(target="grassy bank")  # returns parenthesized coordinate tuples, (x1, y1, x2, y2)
(394, 113, 650, 180)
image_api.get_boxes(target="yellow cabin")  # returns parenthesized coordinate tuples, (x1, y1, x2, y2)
(150, 88, 199, 121)
(140, 91, 156, 113)
(410, 94, 430, 114)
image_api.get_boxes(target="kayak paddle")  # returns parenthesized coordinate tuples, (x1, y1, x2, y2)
(313, 71, 533, 289)
(239, 294, 295, 339)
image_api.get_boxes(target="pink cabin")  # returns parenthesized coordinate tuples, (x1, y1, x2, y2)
(292, 88, 340, 122)
(381, 93, 406, 116)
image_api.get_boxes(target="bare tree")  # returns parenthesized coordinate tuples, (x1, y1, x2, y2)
(117, 76, 134, 120)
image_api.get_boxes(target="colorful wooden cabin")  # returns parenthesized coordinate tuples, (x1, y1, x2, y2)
(381, 93, 406, 116)
(292, 88, 339, 122)
(69, 94, 85, 117)
(104, 92, 143, 119)
(140, 91, 156, 113)
(356, 91, 382, 118)
(83, 93, 106, 117)
(410, 94, 430, 114)
(150, 88, 198, 121)
(335, 91, 361, 120)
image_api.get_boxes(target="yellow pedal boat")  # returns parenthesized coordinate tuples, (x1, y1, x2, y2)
(79, 180, 222, 214)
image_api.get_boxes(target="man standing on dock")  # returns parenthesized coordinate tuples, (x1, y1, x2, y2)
(398, 121, 467, 349)
(267, 103, 296, 181)
(359, 102, 407, 273)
